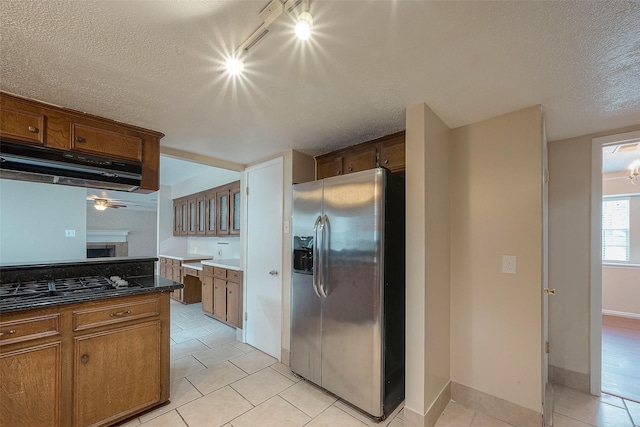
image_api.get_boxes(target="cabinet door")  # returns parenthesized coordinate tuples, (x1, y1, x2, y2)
(0, 342, 62, 426)
(230, 183, 241, 236)
(180, 200, 188, 236)
(187, 197, 198, 235)
(71, 122, 143, 163)
(196, 195, 206, 235)
(316, 156, 343, 180)
(213, 278, 227, 321)
(173, 201, 181, 236)
(226, 282, 241, 328)
(379, 134, 406, 173)
(0, 104, 45, 145)
(343, 146, 377, 175)
(202, 275, 214, 317)
(74, 322, 161, 427)
(216, 190, 230, 236)
(172, 266, 182, 284)
(204, 191, 217, 236)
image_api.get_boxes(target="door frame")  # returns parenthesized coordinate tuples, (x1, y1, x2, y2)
(590, 129, 640, 395)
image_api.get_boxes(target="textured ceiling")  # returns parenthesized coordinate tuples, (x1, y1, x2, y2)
(1, 1, 639, 166)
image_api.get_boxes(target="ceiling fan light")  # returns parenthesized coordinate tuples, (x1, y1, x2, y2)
(295, 12, 313, 40)
(94, 199, 108, 210)
(225, 57, 245, 75)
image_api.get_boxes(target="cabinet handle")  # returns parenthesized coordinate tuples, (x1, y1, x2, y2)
(384, 159, 389, 164)
(348, 167, 353, 172)
(337, 170, 342, 175)
(81, 354, 90, 364)
(0, 329, 16, 337)
(109, 310, 132, 317)
(27, 126, 39, 133)
(76, 136, 86, 143)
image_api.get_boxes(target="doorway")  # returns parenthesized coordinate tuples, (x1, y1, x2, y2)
(593, 131, 640, 402)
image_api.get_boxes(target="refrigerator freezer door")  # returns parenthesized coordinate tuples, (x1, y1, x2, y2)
(320, 168, 385, 417)
(291, 180, 323, 385)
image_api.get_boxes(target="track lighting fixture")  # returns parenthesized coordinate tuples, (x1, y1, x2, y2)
(220, 0, 314, 75)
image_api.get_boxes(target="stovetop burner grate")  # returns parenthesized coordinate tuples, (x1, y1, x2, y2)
(0, 276, 144, 304)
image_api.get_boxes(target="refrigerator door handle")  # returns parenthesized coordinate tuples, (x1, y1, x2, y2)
(312, 215, 323, 298)
(318, 214, 329, 298)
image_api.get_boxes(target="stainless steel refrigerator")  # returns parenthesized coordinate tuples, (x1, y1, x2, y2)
(291, 168, 405, 420)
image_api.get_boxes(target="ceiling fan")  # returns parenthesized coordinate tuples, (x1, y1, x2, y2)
(87, 196, 127, 210)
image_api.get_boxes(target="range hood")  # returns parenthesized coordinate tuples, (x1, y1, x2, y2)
(0, 141, 142, 192)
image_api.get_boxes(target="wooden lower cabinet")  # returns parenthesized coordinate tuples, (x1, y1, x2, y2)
(0, 342, 62, 426)
(159, 257, 206, 304)
(202, 274, 214, 317)
(202, 266, 243, 328)
(74, 322, 161, 427)
(0, 293, 170, 427)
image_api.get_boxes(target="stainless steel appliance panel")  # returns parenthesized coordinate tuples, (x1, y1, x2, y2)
(320, 169, 385, 416)
(290, 180, 323, 385)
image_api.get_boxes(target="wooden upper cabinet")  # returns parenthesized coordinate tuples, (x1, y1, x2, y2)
(379, 132, 406, 173)
(217, 188, 230, 235)
(229, 182, 241, 236)
(343, 145, 377, 175)
(316, 156, 343, 180)
(204, 190, 217, 236)
(0, 91, 163, 192)
(71, 123, 143, 163)
(0, 104, 45, 145)
(315, 131, 405, 180)
(172, 180, 241, 238)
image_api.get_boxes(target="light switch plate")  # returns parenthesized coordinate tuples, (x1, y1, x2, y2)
(65, 229, 76, 238)
(283, 220, 290, 234)
(502, 255, 516, 274)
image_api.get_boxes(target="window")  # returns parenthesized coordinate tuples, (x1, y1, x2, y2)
(602, 198, 630, 262)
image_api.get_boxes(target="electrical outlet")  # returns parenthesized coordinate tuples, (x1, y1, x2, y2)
(65, 229, 76, 238)
(502, 255, 516, 274)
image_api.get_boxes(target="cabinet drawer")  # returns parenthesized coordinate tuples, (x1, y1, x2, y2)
(0, 314, 60, 346)
(203, 265, 214, 276)
(71, 122, 143, 162)
(183, 267, 199, 277)
(213, 267, 227, 279)
(0, 105, 45, 145)
(172, 259, 181, 267)
(73, 298, 160, 331)
(160, 257, 168, 265)
(227, 270, 241, 283)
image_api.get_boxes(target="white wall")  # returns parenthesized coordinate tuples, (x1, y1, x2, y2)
(450, 106, 543, 412)
(0, 179, 87, 263)
(404, 103, 451, 421)
(548, 124, 640, 378)
(87, 208, 157, 257)
(171, 169, 241, 199)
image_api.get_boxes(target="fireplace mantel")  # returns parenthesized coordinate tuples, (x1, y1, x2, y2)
(87, 230, 129, 243)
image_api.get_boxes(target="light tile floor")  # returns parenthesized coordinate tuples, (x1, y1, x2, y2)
(116, 301, 640, 427)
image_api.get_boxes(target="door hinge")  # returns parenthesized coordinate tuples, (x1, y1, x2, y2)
(545, 341, 550, 354)
(246, 186, 249, 196)
(544, 170, 550, 184)
(244, 312, 248, 321)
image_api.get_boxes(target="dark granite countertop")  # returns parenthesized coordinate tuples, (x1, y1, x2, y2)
(0, 275, 183, 314)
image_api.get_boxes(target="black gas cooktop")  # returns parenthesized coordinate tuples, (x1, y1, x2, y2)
(0, 276, 143, 309)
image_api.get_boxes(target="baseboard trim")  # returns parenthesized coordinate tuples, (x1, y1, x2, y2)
(451, 382, 541, 427)
(549, 365, 590, 393)
(403, 381, 451, 427)
(602, 309, 640, 320)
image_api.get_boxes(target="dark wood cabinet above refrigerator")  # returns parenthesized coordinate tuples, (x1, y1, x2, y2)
(315, 131, 405, 180)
